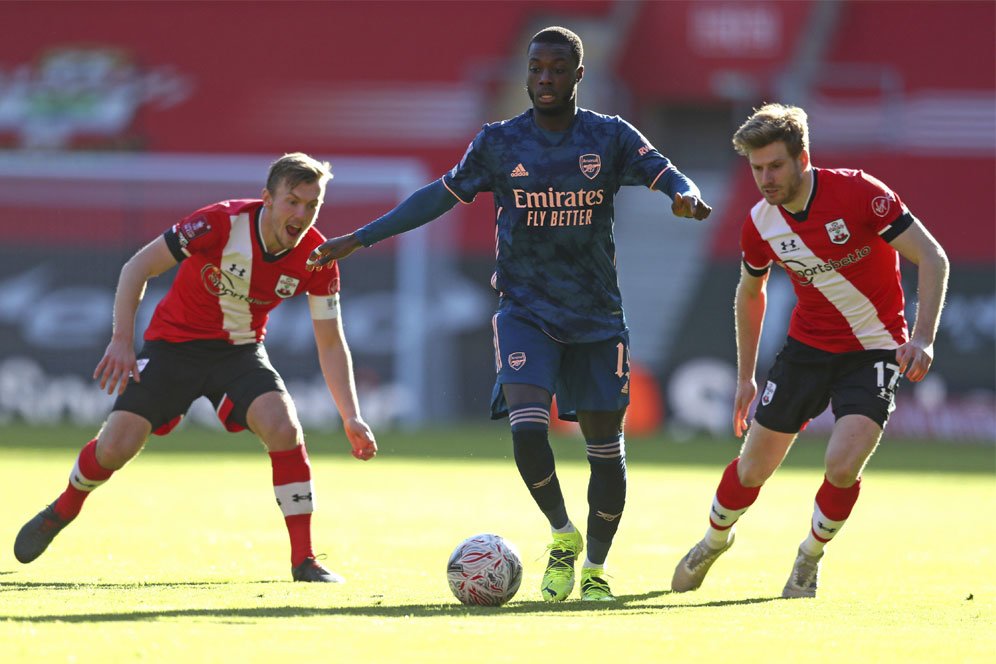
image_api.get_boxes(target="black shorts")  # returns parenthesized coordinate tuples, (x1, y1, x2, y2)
(753, 337, 902, 434)
(112, 339, 286, 435)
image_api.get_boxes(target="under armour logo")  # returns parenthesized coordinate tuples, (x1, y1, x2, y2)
(780, 239, 799, 252)
(72, 473, 99, 490)
(292, 493, 312, 503)
(228, 263, 246, 278)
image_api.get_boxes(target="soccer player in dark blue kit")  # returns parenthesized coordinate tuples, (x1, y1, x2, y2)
(308, 26, 712, 601)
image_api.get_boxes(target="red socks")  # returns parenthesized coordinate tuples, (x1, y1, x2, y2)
(269, 445, 316, 566)
(810, 476, 861, 544)
(710, 458, 762, 529)
(52, 439, 115, 521)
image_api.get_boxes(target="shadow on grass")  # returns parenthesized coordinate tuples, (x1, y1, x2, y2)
(0, 580, 284, 593)
(0, 583, 783, 622)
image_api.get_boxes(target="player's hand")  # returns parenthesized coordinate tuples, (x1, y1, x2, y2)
(343, 417, 377, 461)
(733, 378, 758, 438)
(306, 234, 362, 271)
(672, 193, 712, 221)
(93, 337, 140, 396)
(896, 340, 934, 382)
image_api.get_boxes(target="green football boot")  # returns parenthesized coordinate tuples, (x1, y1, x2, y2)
(540, 529, 584, 602)
(580, 566, 615, 601)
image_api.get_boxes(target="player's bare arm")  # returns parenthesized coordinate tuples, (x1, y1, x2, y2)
(733, 266, 768, 437)
(672, 193, 713, 221)
(311, 316, 378, 461)
(307, 233, 363, 270)
(94, 236, 178, 395)
(888, 220, 950, 382)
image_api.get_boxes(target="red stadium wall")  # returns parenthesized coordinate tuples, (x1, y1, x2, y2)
(617, 1, 815, 102)
(0, 1, 615, 251)
(709, 0, 995, 264)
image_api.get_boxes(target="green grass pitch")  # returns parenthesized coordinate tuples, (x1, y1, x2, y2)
(0, 424, 993, 662)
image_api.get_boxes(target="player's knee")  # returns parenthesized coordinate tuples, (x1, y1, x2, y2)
(735, 456, 774, 488)
(512, 427, 554, 483)
(95, 436, 144, 470)
(586, 436, 627, 507)
(585, 434, 625, 465)
(824, 462, 860, 488)
(264, 423, 303, 452)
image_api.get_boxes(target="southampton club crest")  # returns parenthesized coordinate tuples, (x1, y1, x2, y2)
(579, 154, 601, 180)
(275, 274, 300, 298)
(825, 219, 851, 245)
(761, 380, 777, 406)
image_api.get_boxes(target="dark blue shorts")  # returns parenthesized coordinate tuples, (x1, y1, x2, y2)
(489, 312, 631, 421)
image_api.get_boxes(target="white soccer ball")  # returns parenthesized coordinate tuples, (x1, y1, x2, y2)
(446, 533, 523, 606)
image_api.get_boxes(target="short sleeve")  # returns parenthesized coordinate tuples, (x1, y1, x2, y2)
(442, 129, 493, 204)
(305, 260, 341, 297)
(740, 215, 772, 274)
(856, 171, 906, 234)
(164, 208, 226, 261)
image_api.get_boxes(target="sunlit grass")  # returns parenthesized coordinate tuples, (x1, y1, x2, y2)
(0, 426, 992, 663)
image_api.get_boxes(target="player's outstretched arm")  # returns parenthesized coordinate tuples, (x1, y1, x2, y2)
(889, 219, 949, 382)
(94, 236, 178, 395)
(308, 179, 460, 270)
(672, 193, 713, 221)
(307, 234, 362, 270)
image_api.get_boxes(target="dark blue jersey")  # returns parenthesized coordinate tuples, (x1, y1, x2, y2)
(442, 108, 698, 343)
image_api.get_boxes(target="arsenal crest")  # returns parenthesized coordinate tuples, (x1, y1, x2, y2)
(579, 154, 601, 180)
(825, 219, 851, 245)
(508, 351, 526, 370)
(275, 274, 300, 298)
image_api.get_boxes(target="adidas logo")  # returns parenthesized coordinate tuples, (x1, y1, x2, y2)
(510, 163, 529, 177)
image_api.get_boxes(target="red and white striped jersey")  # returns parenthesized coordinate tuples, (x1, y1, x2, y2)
(741, 168, 911, 353)
(145, 199, 340, 345)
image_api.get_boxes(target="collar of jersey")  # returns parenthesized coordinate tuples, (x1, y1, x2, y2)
(255, 205, 292, 263)
(782, 168, 819, 223)
(529, 108, 577, 147)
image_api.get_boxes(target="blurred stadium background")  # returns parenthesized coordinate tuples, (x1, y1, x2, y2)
(0, 0, 992, 444)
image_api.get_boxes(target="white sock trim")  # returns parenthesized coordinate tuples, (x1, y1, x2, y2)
(274, 481, 315, 516)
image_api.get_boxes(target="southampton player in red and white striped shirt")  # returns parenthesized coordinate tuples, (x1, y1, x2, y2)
(672, 104, 949, 598)
(14, 153, 377, 583)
